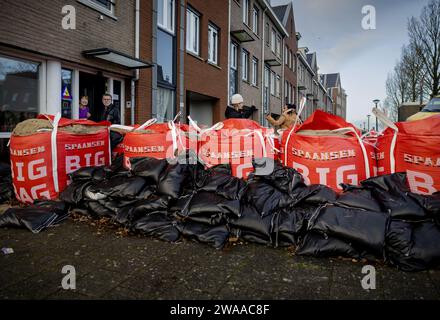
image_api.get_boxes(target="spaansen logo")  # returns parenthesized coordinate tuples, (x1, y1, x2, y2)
(64, 141, 105, 150)
(10, 146, 46, 156)
(291, 148, 356, 161)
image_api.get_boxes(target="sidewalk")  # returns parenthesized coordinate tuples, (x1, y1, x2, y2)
(0, 218, 439, 300)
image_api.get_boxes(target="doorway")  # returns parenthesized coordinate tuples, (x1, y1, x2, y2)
(79, 71, 106, 121)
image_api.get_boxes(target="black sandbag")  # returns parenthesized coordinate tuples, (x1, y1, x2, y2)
(271, 206, 312, 247)
(407, 192, 440, 222)
(199, 166, 247, 200)
(245, 180, 293, 217)
(110, 130, 124, 151)
(88, 175, 148, 199)
(336, 184, 383, 212)
(128, 195, 170, 224)
(157, 163, 190, 199)
(252, 159, 305, 194)
(229, 205, 273, 245)
(86, 201, 115, 218)
(172, 191, 240, 225)
(130, 157, 168, 184)
(178, 222, 229, 249)
(308, 205, 388, 257)
(59, 180, 92, 204)
(131, 212, 180, 242)
(293, 184, 338, 206)
(361, 173, 427, 220)
(70, 166, 107, 182)
(0, 201, 68, 233)
(297, 232, 365, 259)
(386, 220, 440, 272)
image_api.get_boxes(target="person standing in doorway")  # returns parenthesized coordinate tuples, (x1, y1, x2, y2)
(102, 93, 120, 124)
(79, 96, 91, 120)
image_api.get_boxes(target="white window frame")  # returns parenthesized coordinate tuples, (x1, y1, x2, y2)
(158, 0, 175, 34)
(242, 0, 249, 25)
(251, 57, 258, 86)
(230, 42, 238, 70)
(77, 0, 117, 19)
(242, 49, 249, 81)
(252, 6, 259, 34)
(186, 7, 200, 56)
(208, 24, 219, 65)
(284, 45, 288, 65)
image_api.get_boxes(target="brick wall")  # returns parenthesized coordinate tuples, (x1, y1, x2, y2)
(0, 0, 135, 77)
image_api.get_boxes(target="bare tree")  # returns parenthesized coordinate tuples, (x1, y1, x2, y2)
(385, 60, 408, 111)
(401, 43, 426, 102)
(408, 0, 440, 97)
(382, 96, 398, 122)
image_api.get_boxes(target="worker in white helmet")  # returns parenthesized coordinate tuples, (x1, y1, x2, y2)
(225, 93, 257, 119)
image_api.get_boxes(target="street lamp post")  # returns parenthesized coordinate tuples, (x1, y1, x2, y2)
(367, 114, 371, 132)
(373, 99, 380, 131)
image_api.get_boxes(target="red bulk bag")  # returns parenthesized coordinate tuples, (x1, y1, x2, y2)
(196, 118, 278, 179)
(282, 110, 374, 191)
(375, 112, 440, 195)
(123, 119, 191, 169)
(10, 114, 111, 203)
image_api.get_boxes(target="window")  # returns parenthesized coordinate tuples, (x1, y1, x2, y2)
(186, 8, 200, 55)
(157, 29, 174, 85)
(155, 87, 175, 123)
(276, 75, 281, 97)
(276, 35, 281, 58)
(242, 49, 249, 81)
(80, 0, 115, 16)
(0, 55, 39, 135)
(242, 0, 249, 25)
(265, 23, 269, 46)
(285, 46, 288, 65)
(230, 42, 238, 70)
(289, 50, 293, 69)
(208, 24, 219, 65)
(61, 69, 73, 119)
(270, 71, 275, 95)
(252, 6, 259, 35)
(251, 57, 258, 86)
(271, 29, 276, 53)
(158, 0, 175, 34)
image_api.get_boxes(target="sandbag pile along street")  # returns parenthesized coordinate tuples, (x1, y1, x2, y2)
(2, 110, 440, 273)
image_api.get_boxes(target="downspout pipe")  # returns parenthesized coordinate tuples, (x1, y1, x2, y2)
(131, 0, 140, 125)
(261, 7, 267, 125)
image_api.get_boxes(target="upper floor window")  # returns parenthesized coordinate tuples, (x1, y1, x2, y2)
(270, 71, 276, 95)
(243, 0, 249, 25)
(208, 24, 219, 65)
(158, 0, 175, 34)
(230, 42, 238, 70)
(251, 57, 258, 86)
(79, 0, 115, 17)
(271, 29, 276, 53)
(276, 35, 281, 58)
(252, 6, 259, 35)
(265, 23, 269, 46)
(186, 7, 200, 55)
(276, 74, 281, 97)
(242, 49, 249, 81)
(284, 45, 288, 65)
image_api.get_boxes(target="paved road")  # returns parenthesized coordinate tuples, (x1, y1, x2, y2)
(0, 219, 439, 300)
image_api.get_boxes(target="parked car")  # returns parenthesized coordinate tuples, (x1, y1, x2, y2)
(407, 95, 440, 121)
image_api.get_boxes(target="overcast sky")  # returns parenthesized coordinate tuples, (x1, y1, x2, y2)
(271, 0, 429, 126)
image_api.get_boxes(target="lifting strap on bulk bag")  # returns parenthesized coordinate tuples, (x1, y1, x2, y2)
(373, 107, 399, 173)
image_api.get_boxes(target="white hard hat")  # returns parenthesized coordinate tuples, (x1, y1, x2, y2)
(231, 94, 244, 104)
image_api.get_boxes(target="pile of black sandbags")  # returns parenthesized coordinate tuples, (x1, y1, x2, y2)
(7, 154, 440, 272)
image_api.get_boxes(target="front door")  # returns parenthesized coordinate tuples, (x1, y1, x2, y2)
(79, 72, 106, 122)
